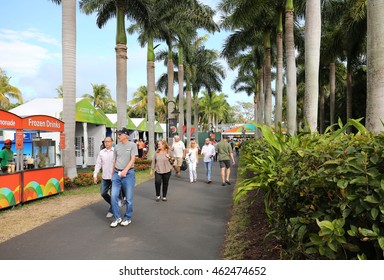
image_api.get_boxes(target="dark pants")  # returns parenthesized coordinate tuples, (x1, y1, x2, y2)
(100, 179, 112, 212)
(138, 148, 143, 158)
(155, 171, 171, 197)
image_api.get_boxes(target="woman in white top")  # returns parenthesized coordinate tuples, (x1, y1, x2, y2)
(186, 139, 199, 183)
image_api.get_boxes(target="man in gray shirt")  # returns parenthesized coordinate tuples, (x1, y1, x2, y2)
(110, 128, 138, 228)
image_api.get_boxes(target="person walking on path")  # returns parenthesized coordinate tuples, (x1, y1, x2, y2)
(93, 136, 115, 218)
(216, 136, 235, 186)
(186, 139, 199, 183)
(201, 137, 215, 184)
(150, 139, 174, 201)
(110, 128, 138, 228)
(171, 135, 185, 177)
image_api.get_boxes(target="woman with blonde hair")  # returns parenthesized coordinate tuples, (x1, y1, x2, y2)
(150, 139, 174, 201)
(186, 139, 199, 183)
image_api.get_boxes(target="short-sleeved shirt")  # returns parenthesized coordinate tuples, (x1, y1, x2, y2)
(0, 149, 13, 167)
(215, 140, 232, 161)
(114, 141, 138, 170)
(172, 141, 185, 158)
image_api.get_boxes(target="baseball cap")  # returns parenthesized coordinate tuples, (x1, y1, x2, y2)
(4, 139, 12, 145)
(117, 127, 130, 135)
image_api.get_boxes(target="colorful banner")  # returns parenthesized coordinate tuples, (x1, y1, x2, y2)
(0, 173, 22, 209)
(22, 167, 64, 203)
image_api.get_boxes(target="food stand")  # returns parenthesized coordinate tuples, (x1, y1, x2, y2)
(0, 110, 65, 209)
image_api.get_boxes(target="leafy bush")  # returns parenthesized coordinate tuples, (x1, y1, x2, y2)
(237, 119, 384, 260)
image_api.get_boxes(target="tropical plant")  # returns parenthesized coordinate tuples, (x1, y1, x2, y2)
(0, 68, 23, 109)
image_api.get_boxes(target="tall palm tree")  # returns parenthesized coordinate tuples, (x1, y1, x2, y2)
(81, 83, 116, 111)
(51, 0, 77, 179)
(366, 0, 384, 133)
(0, 68, 23, 109)
(80, 0, 149, 130)
(285, 0, 298, 134)
(303, 0, 321, 132)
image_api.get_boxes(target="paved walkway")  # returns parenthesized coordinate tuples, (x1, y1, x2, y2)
(0, 162, 237, 260)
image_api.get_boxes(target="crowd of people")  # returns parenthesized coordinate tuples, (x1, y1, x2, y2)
(93, 131, 243, 229)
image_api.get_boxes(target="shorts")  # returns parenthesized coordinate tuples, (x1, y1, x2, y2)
(174, 157, 183, 167)
(219, 160, 231, 169)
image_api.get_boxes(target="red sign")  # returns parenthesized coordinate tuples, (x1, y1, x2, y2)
(16, 129, 24, 149)
(60, 133, 66, 150)
(22, 115, 64, 132)
(0, 110, 23, 129)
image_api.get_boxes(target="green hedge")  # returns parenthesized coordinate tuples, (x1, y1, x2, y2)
(237, 120, 384, 260)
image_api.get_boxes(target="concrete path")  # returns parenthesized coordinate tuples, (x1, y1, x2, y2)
(0, 161, 237, 260)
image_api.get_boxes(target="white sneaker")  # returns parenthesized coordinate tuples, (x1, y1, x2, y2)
(106, 212, 113, 218)
(110, 218, 122, 228)
(121, 219, 132, 226)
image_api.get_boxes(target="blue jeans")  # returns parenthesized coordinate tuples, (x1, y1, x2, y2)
(204, 161, 213, 181)
(100, 179, 112, 213)
(111, 169, 135, 220)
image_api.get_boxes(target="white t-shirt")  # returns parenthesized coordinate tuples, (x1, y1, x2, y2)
(201, 143, 216, 162)
(172, 140, 185, 158)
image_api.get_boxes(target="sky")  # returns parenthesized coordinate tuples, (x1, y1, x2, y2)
(0, 0, 253, 107)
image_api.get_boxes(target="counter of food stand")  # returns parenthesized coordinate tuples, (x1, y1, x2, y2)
(0, 110, 65, 209)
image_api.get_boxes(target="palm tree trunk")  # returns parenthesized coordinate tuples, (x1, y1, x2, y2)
(115, 5, 128, 129)
(285, 0, 297, 135)
(258, 67, 264, 125)
(147, 38, 156, 158)
(62, 0, 77, 179)
(178, 47, 184, 138)
(264, 31, 272, 126)
(193, 95, 199, 143)
(303, 0, 321, 132)
(275, 11, 283, 127)
(186, 86, 192, 145)
(167, 47, 174, 121)
(366, 1, 384, 133)
(319, 85, 325, 133)
(329, 62, 335, 127)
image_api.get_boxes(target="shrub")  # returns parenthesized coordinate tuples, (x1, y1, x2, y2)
(237, 120, 384, 260)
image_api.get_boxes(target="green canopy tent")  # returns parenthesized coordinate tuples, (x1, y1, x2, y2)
(113, 116, 137, 130)
(75, 99, 106, 125)
(154, 121, 164, 133)
(96, 108, 115, 128)
(137, 119, 149, 132)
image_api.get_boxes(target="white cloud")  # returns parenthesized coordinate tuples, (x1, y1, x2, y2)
(0, 28, 60, 77)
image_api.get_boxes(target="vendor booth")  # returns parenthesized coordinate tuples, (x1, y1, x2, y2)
(0, 110, 65, 210)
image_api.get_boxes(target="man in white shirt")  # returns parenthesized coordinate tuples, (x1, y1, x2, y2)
(171, 135, 185, 177)
(93, 136, 115, 218)
(201, 137, 216, 184)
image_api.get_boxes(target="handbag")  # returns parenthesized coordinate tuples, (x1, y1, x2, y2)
(180, 158, 188, 171)
(168, 156, 175, 165)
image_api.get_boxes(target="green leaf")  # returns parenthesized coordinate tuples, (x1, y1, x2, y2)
(337, 179, 348, 189)
(371, 208, 379, 220)
(364, 195, 379, 204)
(317, 219, 334, 231)
(378, 237, 384, 251)
(359, 228, 378, 237)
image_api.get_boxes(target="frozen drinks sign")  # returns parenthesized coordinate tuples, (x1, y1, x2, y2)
(23, 116, 64, 132)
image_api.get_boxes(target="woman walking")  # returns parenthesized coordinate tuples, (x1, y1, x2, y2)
(186, 139, 199, 183)
(150, 139, 174, 201)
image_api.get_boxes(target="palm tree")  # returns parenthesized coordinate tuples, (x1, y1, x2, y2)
(0, 68, 23, 109)
(81, 83, 116, 111)
(51, 0, 77, 179)
(80, 0, 149, 130)
(285, 0, 298, 134)
(303, 0, 322, 132)
(366, 1, 384, 133)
